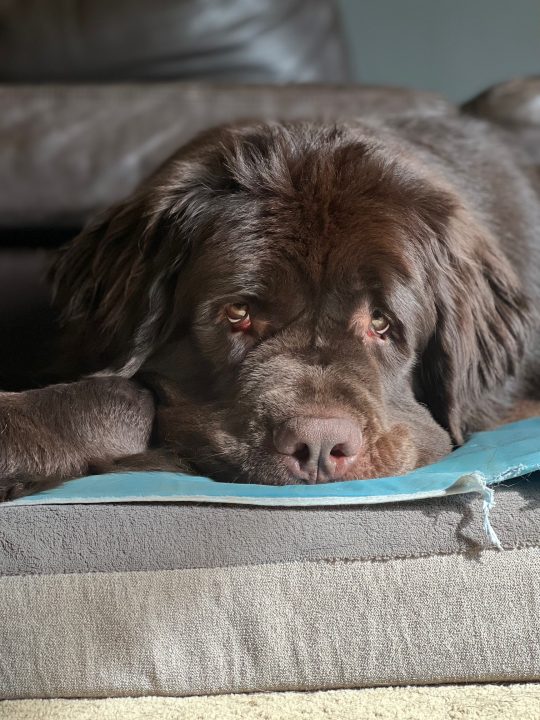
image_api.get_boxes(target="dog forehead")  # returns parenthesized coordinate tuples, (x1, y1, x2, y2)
(235, 201, 418, 290)
(188, 140, 429, 302)
(193, 239, 417, 328)
(208, 194, 413, 268)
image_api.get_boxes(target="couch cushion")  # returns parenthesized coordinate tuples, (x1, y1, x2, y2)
(0, 0, 349, 84)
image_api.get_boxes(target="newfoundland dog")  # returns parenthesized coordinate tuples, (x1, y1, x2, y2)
(2, 101, 540, 499)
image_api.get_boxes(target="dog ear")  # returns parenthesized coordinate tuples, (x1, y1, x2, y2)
(418, 203, 533, 444)
(51, 158, 216, 377)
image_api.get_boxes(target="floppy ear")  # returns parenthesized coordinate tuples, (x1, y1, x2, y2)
(418, 205, 533, 444)
(51, 160, 214, 377)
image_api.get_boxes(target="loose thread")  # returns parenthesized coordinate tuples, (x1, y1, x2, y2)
(479, 480, 503, 550)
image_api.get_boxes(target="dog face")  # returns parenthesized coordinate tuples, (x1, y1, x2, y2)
(53, 122, 531, 484)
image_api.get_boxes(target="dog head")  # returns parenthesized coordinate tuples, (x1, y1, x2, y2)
(53, 122, 531, 483)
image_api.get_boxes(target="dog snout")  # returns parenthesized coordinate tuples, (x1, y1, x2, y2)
(272, 416, 362, 484)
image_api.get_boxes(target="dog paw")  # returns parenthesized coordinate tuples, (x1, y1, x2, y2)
(0, 474, 65, 502)
(0, 478, 25, 502)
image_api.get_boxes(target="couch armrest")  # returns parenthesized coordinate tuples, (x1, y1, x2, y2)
(0, 83, 453, 229)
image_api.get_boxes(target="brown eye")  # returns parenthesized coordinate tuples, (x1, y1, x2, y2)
(370, 311, 390, 336)
(225, 303, 251, 330)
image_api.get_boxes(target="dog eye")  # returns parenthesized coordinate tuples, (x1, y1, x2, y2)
(370, 311, 390, 336)
(225, 303, 251, 331)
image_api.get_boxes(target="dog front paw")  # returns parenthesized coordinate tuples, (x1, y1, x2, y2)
(0, 473, 65, 502)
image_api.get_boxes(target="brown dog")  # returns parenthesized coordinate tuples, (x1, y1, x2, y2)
(2, 95, 540, 499)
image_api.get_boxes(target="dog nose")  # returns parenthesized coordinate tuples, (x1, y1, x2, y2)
(273, 417, 362, 484)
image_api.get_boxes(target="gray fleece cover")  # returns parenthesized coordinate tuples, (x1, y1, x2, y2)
(0, 479, 538, 577)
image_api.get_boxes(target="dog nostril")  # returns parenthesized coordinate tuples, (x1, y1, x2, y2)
(292, 443, 310, 463)
(330, 444, 347, 458)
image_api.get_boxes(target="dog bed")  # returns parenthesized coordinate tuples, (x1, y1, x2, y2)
(1, 419, 539, 699)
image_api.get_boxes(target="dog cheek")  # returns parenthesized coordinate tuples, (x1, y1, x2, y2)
(345, 423, 419, 479)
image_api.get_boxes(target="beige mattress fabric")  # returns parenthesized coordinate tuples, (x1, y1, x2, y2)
(1, 548, 540, 699)
(2, 685, 540, 720)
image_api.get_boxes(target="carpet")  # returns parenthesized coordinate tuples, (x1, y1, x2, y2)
(1, 685, 540, 720)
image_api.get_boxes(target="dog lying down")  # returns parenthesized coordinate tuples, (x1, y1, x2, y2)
(2, 96, 540, 500)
